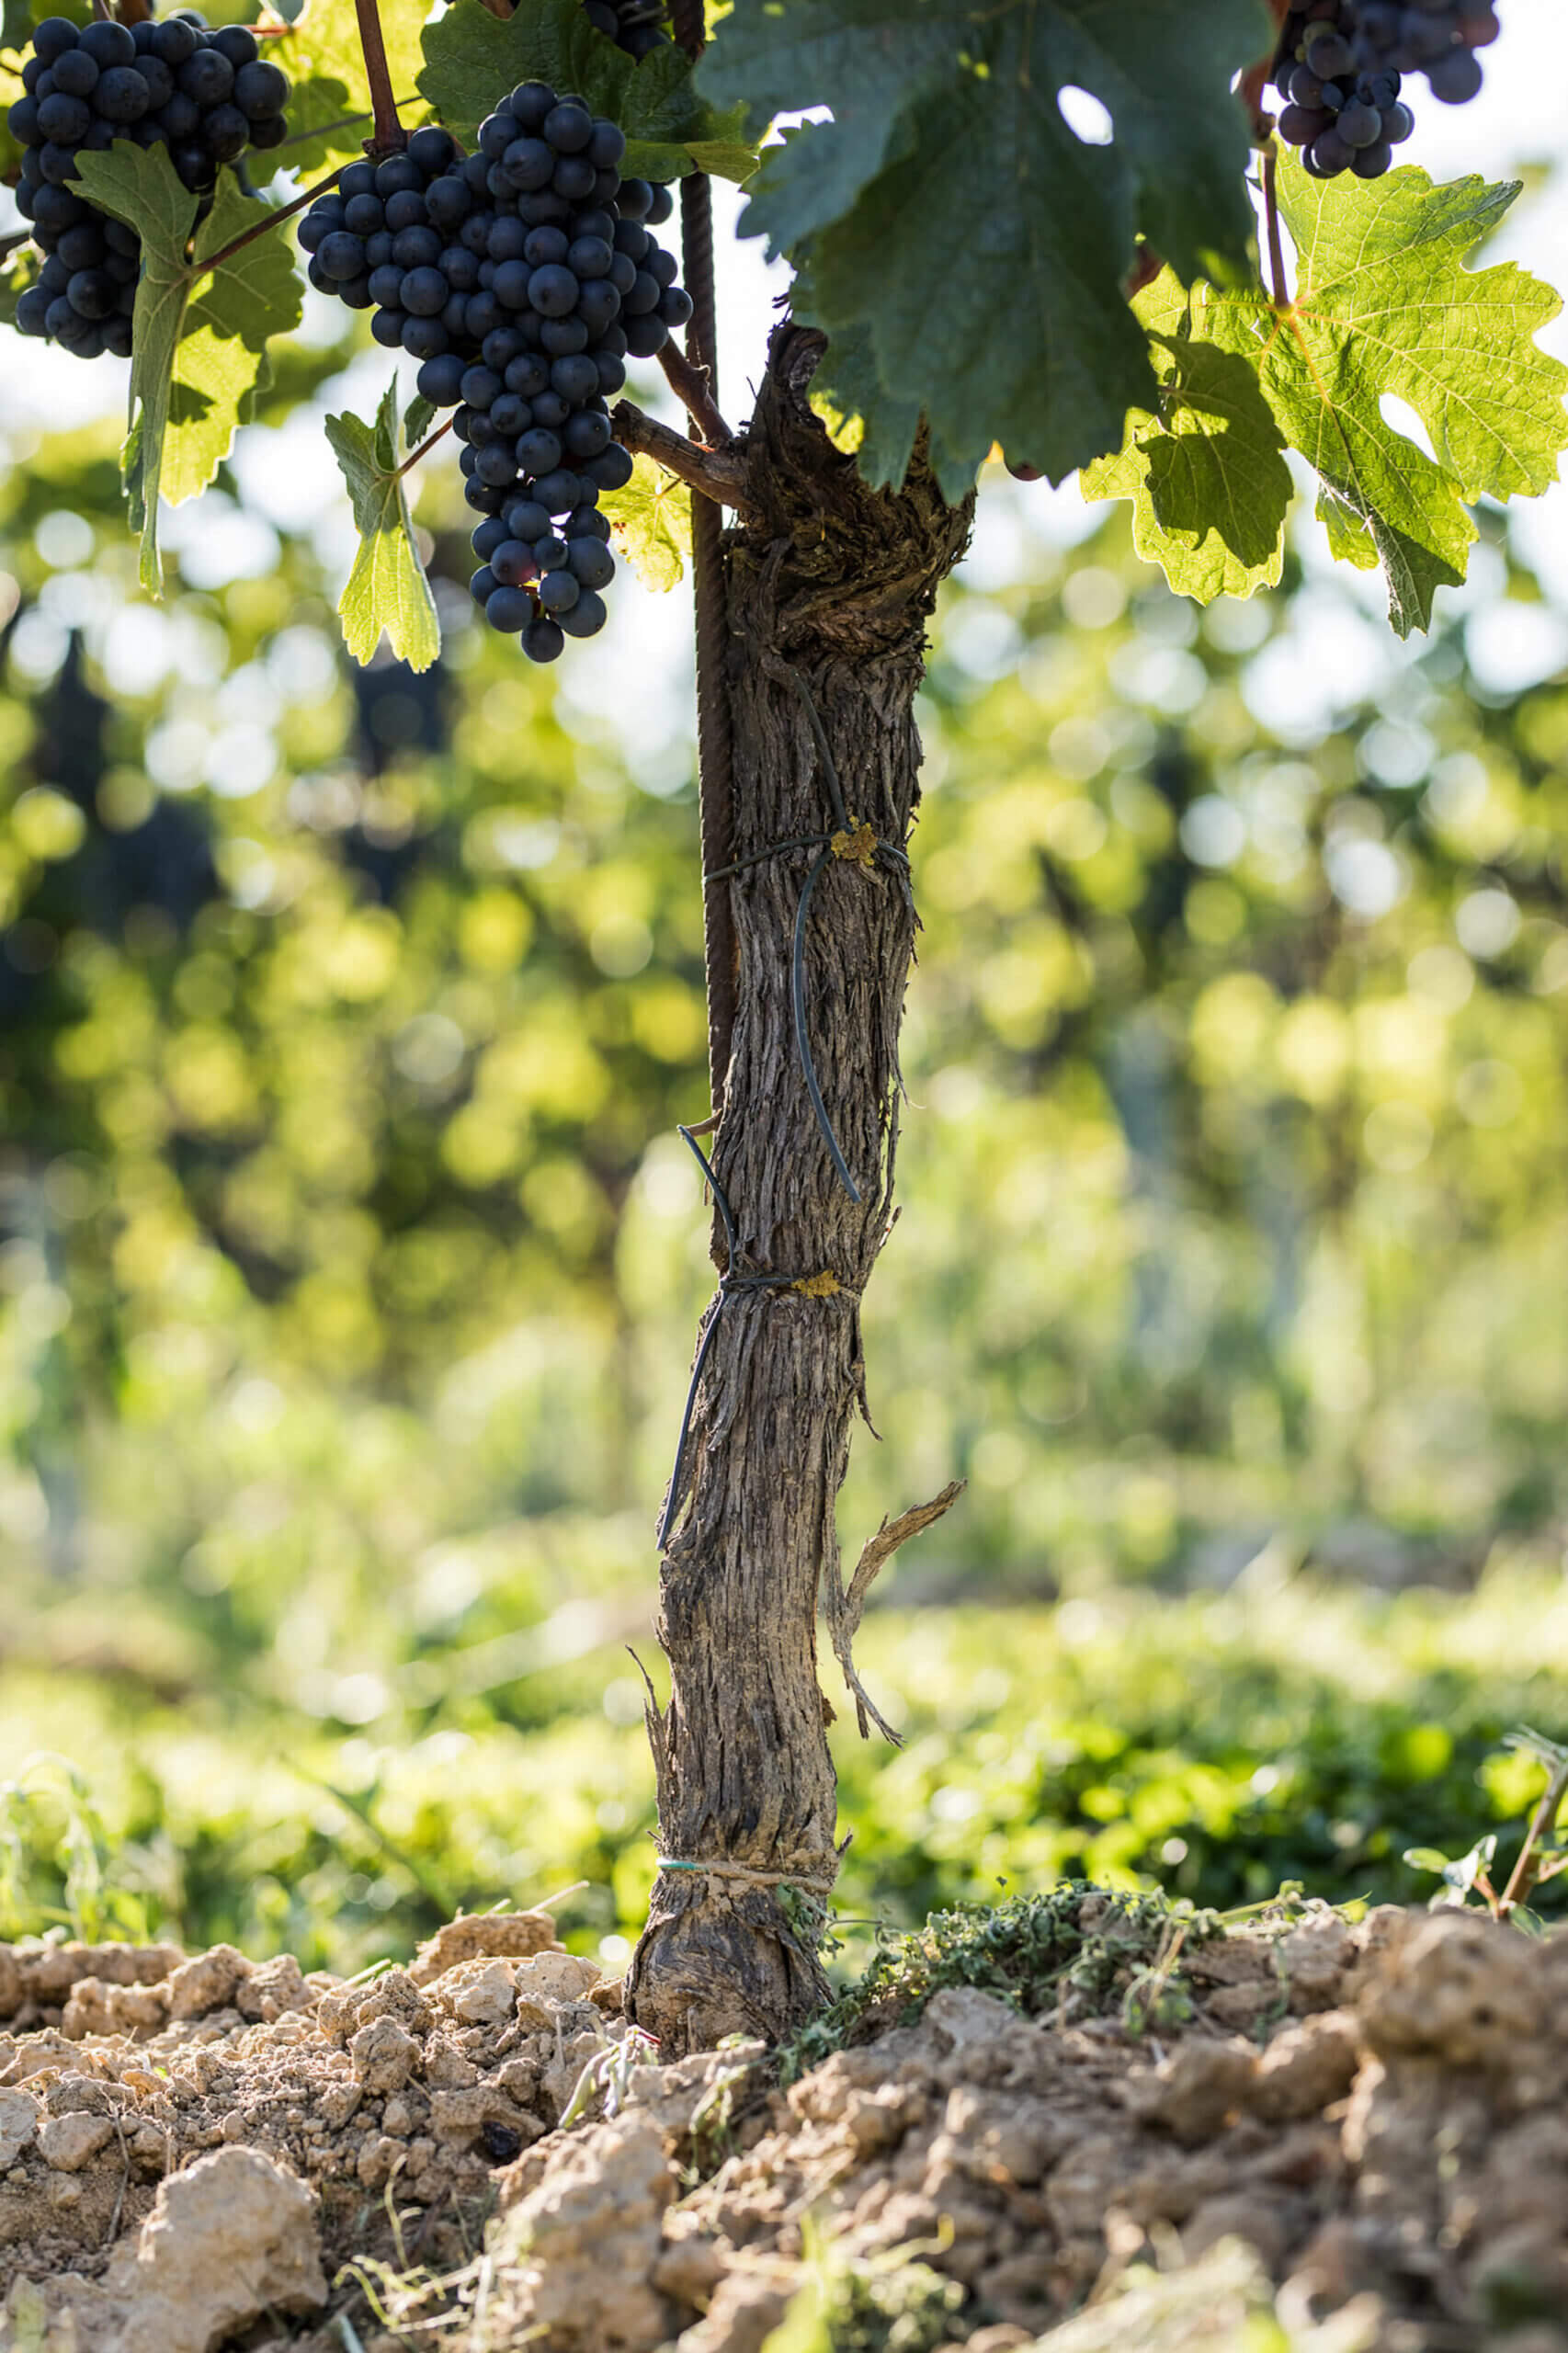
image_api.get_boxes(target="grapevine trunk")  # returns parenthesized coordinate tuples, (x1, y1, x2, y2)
(623, 324, 972, 2053)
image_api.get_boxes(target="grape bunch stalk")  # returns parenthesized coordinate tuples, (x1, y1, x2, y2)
(1273, 0, 1500, 181)
(7, 10, 291, 359)
(299, 89, 689, 666)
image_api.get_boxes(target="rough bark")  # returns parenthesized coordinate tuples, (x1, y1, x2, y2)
(624, 324, 973, 2054)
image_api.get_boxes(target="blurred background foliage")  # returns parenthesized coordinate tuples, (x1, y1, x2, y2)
(3, 260, 1568, 1977)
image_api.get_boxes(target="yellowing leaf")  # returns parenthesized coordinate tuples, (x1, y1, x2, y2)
(599, 454, 692, 594)
(324, 381, 440, 672)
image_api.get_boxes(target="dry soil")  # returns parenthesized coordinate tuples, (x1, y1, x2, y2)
(1, 1898, 1565, 2352)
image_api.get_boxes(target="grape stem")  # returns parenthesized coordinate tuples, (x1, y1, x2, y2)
(657, 341, 732, 449)
(265, 109, 376, 153)
(611, 401, 756, 519)
(1262, 147, 1290, 309)
(669, 0, 738, 1126)
(394, 417, 453, 480)
(251, 97, 420, 158)
(353, 0, 406, 153)
(198, 165, 347, 274)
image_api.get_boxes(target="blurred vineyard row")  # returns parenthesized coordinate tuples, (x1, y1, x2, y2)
(5, 1565, 1568, 1972)
(5, 404, 1567, 1649)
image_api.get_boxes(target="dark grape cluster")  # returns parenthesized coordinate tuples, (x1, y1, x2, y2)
(1273, 0, 1500, 179)
(8, 11, 290, 358)
(298, 89, 687, 665)
(1355, 0, 1500, 98)
(579, 0, 671, 63)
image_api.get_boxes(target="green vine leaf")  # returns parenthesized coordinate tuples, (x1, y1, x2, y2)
(324, 379, 441, 672)
(0, 47, 26, 188)
(699, 0, 1269, 501)
(1085, 160, 1568, 635)
(269, 0, 434, 170)
(1081, 275, 1292, 603)
(417, 0, 755, 184)
(800, 296, 977, 507)
(72, 143, 302, 597)
(68, 145, 201, 592)
(162, 173, 305, 507)
(599, 453, 692, 593)
(4, 0, 90, 60)
(0, 234, 40, 330)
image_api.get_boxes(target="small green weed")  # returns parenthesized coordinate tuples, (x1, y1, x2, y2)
(778, 1882, 1221, 2084)
(1403, 1723, 1568, 1927)
(778, 1879, 845, 1962)
(558, 2026, 660, 2129)
(0, 1753, 149, 1944)
(762, 2219, 964, 2353)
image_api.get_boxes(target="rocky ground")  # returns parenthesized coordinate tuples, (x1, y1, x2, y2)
(0, 1897, 1565, 2352)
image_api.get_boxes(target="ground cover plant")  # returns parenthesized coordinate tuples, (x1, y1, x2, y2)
(4, 1563, 1568, 1976)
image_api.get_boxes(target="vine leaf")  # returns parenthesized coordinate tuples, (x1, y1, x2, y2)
(324, 380, 440, 672)
(801, 298, 973, 506)
(1081, 279, 1292, 602)
(699, 0, 1268, 500)
(802, 307, 921, 494)
(1085, 161, 1568, 635)
(0, 0, 52, 56)
(71, 143, 302, 597)
(265, 0, 432, 168)
(0, 235, 40, 330)
(0, 49, 24, 190)
(599, 452, 692, 593)
(417, 0, 755, 184)
(162, 172, 304, 506)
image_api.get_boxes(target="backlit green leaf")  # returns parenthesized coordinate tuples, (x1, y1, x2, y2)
(417, 0, 755, 184)
(599, 453, 692, 594)
(1081, 272, 1290, 603)
(324, 378, 441, 671)
(73, 144, 304, 596)
(1085, 161, 1568, 633)
(164, 174, 305, 507)
(71, 142, 202, 597)
(270, 0, 433, 169)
